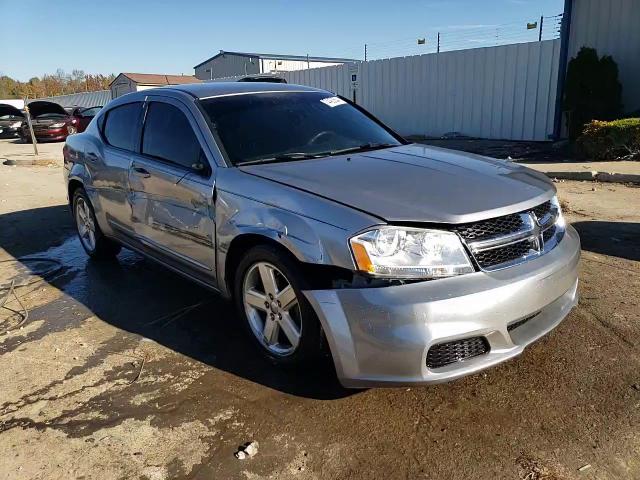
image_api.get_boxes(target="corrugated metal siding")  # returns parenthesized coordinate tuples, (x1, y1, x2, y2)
(28, 90, 112, 108)
(282, 40, 560, 141)
(195, 54, 260, 80)
(196, 54, 355, 79)
(261, 59, 345, 73)
(568, 0, 640, 112)
(195, 55, 260, 80)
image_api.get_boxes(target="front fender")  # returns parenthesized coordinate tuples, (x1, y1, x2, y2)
(215, 189, 360, 297)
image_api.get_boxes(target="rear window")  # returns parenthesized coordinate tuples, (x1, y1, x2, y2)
(102, 102, 142, 151)
(200, 92, 401, 165)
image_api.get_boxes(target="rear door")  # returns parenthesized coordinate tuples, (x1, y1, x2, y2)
(128, 96, 216, 279)
(91, 101, 143, 237)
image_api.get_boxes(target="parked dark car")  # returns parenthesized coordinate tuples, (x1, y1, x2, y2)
(70, 106, 102, 133)
(20, 101, 77, 142)
(0, 104, 25, 138)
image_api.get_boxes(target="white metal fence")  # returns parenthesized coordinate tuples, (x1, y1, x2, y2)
(281, 39, 561, 141)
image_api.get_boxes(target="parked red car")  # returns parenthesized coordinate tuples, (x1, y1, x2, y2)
(20, 101, 77, 142)
(69, 106, 102, 133)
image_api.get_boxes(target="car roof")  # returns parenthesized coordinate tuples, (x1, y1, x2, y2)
(165, 81, 327, 99)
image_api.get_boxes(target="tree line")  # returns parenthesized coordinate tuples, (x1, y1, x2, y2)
(0, 69, 116, 99)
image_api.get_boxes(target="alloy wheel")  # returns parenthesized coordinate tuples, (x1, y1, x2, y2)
(75, 197, 96, 252)
(242, 261, 302, 356)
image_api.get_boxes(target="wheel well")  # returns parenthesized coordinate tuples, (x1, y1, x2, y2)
(224, 234, 354, 297)
(68, 179, 84, 205)
(224, 234, 295, 296)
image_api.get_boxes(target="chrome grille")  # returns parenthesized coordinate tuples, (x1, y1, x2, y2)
(426, 337, 490, 369)
(531, 201, 552, 220)
(474, 239, 534, 269)
(542, 224, 557, 243)
(451, 214, 524, 241)
(453, 200, 563, 271)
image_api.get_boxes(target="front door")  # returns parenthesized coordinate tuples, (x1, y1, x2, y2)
(128, 97, 216, 279)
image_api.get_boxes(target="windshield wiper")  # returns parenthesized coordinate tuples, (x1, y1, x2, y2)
(237, 152, 324, 166)
(236, 143, 399, 166)
(322, 142, 399, 157)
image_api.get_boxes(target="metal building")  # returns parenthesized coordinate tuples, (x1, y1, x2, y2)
(110, 73, 201, 99)
(194, 51, 359, 80)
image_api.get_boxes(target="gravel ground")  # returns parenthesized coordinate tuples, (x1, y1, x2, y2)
(0, 159, 639, 479)
(0, 137, 64, 165)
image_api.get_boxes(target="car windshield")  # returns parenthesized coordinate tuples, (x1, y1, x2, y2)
(0, 115, 22, 120)
(200, 91, 403, 166)
(81, 107, 102, 117)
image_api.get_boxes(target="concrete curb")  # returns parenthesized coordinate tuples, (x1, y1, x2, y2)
(542, 170, 640, 184)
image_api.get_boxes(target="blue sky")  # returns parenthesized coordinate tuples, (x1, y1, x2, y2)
(2, 0, 564, 81)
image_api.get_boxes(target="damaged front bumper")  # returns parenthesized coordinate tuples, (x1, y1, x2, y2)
(304, 225, 580, 388)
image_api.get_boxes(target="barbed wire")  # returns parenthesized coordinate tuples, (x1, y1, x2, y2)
(330, 14, 563, 61)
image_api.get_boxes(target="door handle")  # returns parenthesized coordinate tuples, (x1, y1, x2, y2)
(132, 166, 151, 178)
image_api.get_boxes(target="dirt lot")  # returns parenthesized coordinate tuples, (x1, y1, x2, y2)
(0, 137, 64, 166)
(1, 140, 639, 479)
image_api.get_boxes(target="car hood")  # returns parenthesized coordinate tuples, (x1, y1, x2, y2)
(239, 144, 555, 224)
(0, 104, 24, 118)
(27, 101, 67, 118)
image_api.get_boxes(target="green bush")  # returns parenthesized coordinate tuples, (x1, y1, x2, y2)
(577, 118, 640, 160)
(564, 47, 623, 140)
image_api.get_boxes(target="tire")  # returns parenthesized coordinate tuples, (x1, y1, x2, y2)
(233, 244, 323, 365)
(72, 188, 121, 259)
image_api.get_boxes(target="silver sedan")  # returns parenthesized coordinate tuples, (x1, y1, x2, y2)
(63, 82, 580, 387)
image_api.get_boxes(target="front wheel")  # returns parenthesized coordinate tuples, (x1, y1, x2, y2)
(72, 188, 121, 259)
(234, 245, 323, 365)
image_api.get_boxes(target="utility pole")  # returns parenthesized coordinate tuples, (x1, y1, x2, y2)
(437, 32, 440, 53)
(24, 103, 38, 157)
(364, 44, 367, 62)
(539, 15, 544, 41)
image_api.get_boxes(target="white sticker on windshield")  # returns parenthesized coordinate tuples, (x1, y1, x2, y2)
(320, 96, 347, 107)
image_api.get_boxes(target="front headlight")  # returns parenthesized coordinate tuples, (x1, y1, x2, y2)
(10, 121, 22, 128)
(550, 195, 565, 228)
(349, 227, 474, 279)
(50, 122, 65, 128)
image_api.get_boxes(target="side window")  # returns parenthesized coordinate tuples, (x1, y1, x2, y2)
(141, 102, 202, 170)
(102, 102, 142, 151)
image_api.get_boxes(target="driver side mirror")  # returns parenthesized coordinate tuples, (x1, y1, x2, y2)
(191, 150, 209, 175)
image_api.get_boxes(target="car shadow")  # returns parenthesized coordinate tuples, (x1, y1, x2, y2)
(0, 205, 352, 400)
(572, 221, 640, 262)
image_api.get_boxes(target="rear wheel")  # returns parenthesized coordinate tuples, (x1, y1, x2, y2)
(72, 188, 120, 259)
(234, 245, 323, 365)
